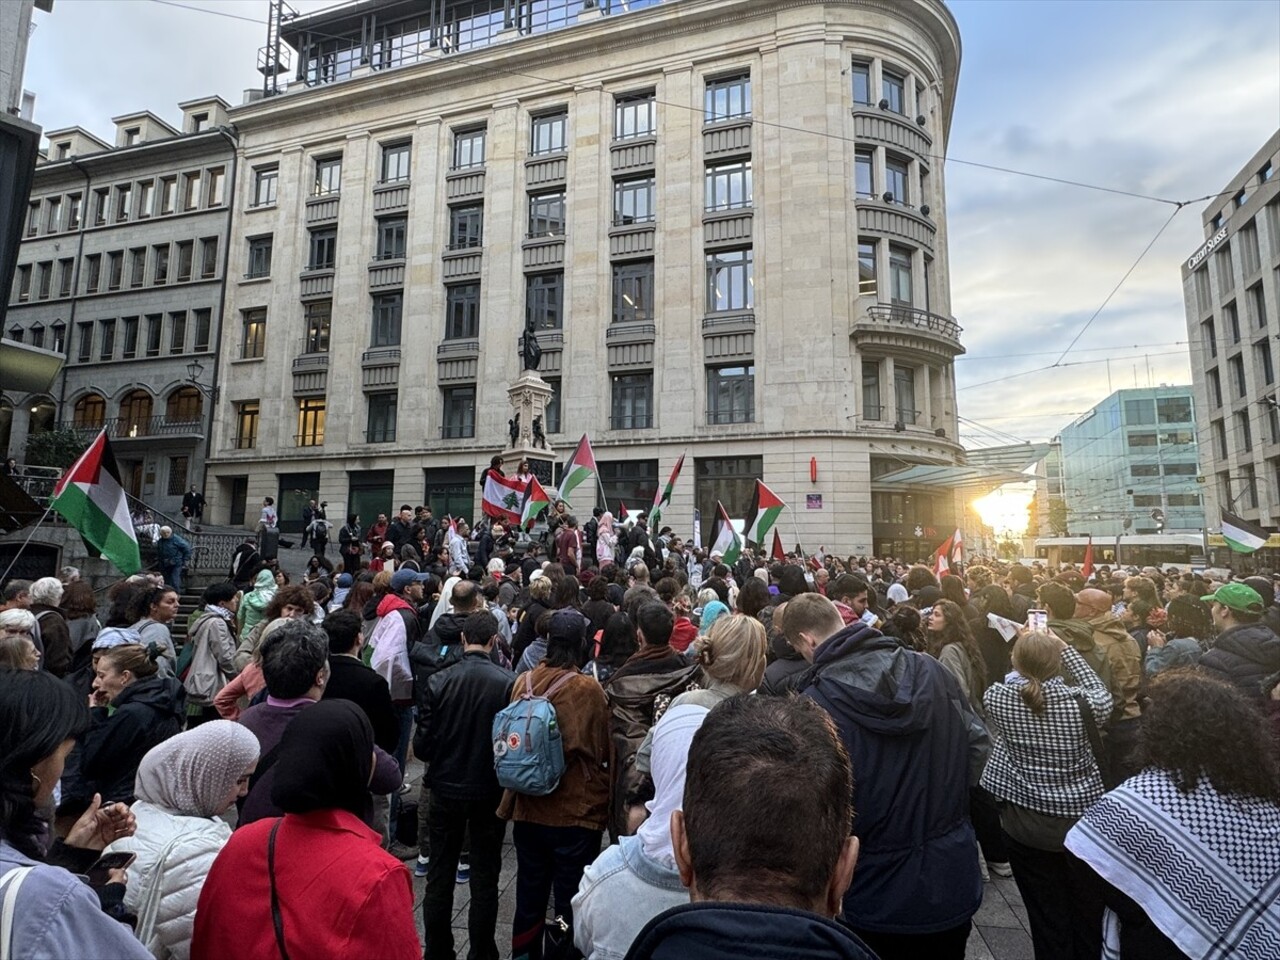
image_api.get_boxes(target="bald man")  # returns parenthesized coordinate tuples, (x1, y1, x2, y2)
(1074, 588, 1142, 783)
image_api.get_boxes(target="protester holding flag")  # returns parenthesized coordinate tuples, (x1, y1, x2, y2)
(48, 431, 141, 576)
(648, 454, 685, 533)
(743, 480, 785, 547)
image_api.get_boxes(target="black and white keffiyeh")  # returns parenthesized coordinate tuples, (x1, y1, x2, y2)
(1065, 769, 1280, 960)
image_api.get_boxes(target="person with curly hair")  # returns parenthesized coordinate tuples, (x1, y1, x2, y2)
(1066, 671, 1280, 959)
(1144, 595, 1210, 677)
(925, 600, 989, 713)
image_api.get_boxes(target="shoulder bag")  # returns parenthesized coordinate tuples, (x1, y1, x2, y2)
(0, 866, 35, 960)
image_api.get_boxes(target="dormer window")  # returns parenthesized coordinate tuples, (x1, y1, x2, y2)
(192, 112, 208, 132)
(124, 127, 140, 146)
(56, 142, 70, 159)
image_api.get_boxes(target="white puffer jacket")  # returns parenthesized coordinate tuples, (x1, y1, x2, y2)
(105, 800, 232, 960)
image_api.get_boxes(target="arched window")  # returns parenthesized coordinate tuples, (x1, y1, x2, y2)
(73, 393, 106, 428)
(119, 390, 153, 437)
(27, 399, 56, 436)
(165, 387, 202, 424)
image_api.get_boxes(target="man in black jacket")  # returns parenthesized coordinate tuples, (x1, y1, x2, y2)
(417, 610, 515, 960)
(321, 610, 399, 754)
(387, 504, 416, 551)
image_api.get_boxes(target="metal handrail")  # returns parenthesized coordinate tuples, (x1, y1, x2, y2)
(864, 304, 962, 340)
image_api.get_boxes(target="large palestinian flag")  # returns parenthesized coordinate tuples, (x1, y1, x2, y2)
(1222, 510, 1269, 554)
(49, 431, 141, 574)
(743, 480, 785, 545)
(520, 476, 552, 531)
(557, 434, 598, 505)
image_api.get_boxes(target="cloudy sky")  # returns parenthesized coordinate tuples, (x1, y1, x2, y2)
(21, 0, 1280, 451)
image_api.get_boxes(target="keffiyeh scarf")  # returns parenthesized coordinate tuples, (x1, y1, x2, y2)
(1065, 769, 1280, 960)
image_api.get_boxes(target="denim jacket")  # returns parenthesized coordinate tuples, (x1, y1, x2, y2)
(572, 834, 688, 960)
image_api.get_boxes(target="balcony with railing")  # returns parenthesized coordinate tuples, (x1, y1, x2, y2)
(60, 415, 204, 441)
(852, 304, 964, 358)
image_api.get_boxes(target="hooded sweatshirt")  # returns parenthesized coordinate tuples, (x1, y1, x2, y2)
(237, 570, 277, 643)
(623, 902, 879, 960)
(82, 675, 188, 804)
(802, 622, 987, 935)
(1084, 612, 1142, 720)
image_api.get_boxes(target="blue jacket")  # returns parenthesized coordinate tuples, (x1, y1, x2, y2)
(623, 902, 879, 960)
(802, 623, 987, 935)
(155, 533, 192, 568)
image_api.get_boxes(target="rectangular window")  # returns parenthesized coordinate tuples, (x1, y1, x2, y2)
(530, 111, 567, 155)
(67, 193, 81, 229)
(235, 401, 260, 449)
(134, 181, 152, 220)
(452, 127, 486, 170)
(122, 316, 138, 359)
(705, 73, 751, 123)
(613, 176, 655, 225)
(159, 177, 176, 215)
(611, 373, 653, 429)
(885, 156, 909, 204)
(175, 241, 193, 282)
(1167, 493, 1201, 507)
(894, 365, 916, 424)
(1128, 432, 1157, 448)
(528, 192, 566, 238)
(35, 263, 50, 300)
(145, 315, 162, 357)
(1249, 283, 1267, 328)
(128, 248, 145, 288)
(614, 92, 655, 140)
(1239, 411, 1254, 452)
(182, 172, 201, 211)
(613, 260, 655, 323)
(247, 236, 272, 278)
(84, 254, 101, 293)
(304, 300, 331, 353)
(241, 309, 266, 359)
(28, 326, 41, 348)
(193, 309, 211, 351)
(167, 457, 190, 496)
(207, 167, 225, 206)
(45, 197, 61, 233)
(98, 319, 115, 361)
(92, 189, 109, 226)
(1209, 368, 1222, 407)
(51, 324, 65, 353)
(314, 156, 342, 196)
(200, 237, 218, 278)
(124, 127, 140, 146)
(1260, 340, 1275, 385)
(1262, 161, 1274, 183)
(526, 272, 563, 331)
(253, 167, 278, 207)
(851, 61, 871, 105)
(58, 258, 74, 297)
(858, 239, 877, 296)
(448, 204, 483, 249)
(76, 322, 93, 363)
(376, 217, 407, 260)
(169, 312, 186, 354)
(366, 392, 397, 443)
(14, 265, 30, 302)
(545, 377, 561, 434)
(308, 227, 337, 270)
(1231, 354, 1247, 397)
(114, 184, 131, 222)
(854, 150, 874, 198)
(889, 244, 912, 305)
(882, 70, 906, 114)
(153, 244, 170, 284)
(296, 398, 326, 446)
(1124, 398, 1155, 424)
(1156, 396, 1192, 423)
(1130, 464, 1160, 478)
(1241, 224, 1261, 275)
(862, 361, 881, 419)
(1164, 462, 1198, 476)
(445, 284, 481, 339)
(442, 386, 476, 439)
(707, 365, 755, 424)
(706, 248, 754, 312)
(1195, 268, 1212, 314)
(1132, 494, 1163, 508)
(1203, 317, 1217, 358)
(25, 201, 39, 237)
(371, 293, 402, 347)
(107, 251, 123, 290)
(380, 142, 411, 183)
(705, 160, 752, 211)
(1217, 244, 1234, 293)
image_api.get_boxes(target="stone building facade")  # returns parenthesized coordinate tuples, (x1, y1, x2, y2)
(207, 0, 965, 548)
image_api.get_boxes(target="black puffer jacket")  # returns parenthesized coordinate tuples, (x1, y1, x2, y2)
(415, 651, 515, 799)
(1199, 621, 1280, 703)
(81, 675, 186, 804)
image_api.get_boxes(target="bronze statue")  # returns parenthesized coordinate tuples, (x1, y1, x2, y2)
(520, 316, 542, 371)
(532, 416, 547, 449)
(508, 413, 520, 448)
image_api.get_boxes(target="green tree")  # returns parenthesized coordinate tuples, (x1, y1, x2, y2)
(25, 429, 88, 469)
(1047, 498, 1069, 536)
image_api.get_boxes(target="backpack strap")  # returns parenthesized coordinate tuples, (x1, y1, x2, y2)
(0, 866, 34, 960)
(267, 819, 291, 960)
(543, 671, 578, 700)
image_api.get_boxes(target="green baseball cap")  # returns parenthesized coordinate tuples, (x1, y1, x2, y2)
(1201, 582, 1266, 615)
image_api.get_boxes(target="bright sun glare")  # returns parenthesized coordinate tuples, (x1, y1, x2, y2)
(971, 488, 1034, 537)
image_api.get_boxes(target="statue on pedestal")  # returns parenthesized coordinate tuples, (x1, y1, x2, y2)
(520, 316, 542, 372)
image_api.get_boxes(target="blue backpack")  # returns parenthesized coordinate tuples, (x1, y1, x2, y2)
(493, 671, 577, 796)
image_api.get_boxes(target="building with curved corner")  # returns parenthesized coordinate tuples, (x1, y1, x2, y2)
(203, 0, 966, 550)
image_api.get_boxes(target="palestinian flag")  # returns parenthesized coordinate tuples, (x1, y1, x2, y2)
(649, 454, 685, 531)
(482, 473, 527, 526)
(520, 476, 551, 531)
(49, 431, 141, 575)
(557, 434, 597, 504)
(771, 529, 786, 562)
(743, 480, 785, 545)
(709, 501, 742, 565)
(1222, 510, 1269, 553)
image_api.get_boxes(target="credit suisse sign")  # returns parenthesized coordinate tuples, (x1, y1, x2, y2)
(1186, 225, 1229, 271)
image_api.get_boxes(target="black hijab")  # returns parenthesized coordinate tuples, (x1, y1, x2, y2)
(270, 700, 375, 822)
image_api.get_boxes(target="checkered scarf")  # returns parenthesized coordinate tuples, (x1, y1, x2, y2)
(1065, 769, 1280, 960)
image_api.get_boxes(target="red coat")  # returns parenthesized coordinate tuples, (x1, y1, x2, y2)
(669, 616, 699, 653)
(191, 809, 419, 960)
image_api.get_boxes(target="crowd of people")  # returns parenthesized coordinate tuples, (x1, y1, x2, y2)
(1, 500, 1279, 960)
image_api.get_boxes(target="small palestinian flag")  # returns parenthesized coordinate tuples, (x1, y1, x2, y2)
(520, 476, 551, 531)
(1222, 510, 1269, 554)
(557, 434, 598, 505)
(650, 454, 685, 531)
(709, 501, 742, 565)
(771, 529, 786, 562)
(49, 431, 141, 575)
(743, 480, 785, 545)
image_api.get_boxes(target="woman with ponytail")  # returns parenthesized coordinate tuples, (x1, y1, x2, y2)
(980, 630, 1114, 960)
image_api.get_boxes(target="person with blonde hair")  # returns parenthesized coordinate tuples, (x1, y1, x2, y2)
(980, 630, 1113, 960)
(0, 608, 40, 669)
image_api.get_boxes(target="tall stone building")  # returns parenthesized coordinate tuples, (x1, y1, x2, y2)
(207, 0, 964, 549)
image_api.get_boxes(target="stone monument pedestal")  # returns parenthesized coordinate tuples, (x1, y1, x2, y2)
(502, 372, 556, 485)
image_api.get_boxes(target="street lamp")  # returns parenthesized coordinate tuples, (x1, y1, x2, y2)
(185, 359, 219, 401)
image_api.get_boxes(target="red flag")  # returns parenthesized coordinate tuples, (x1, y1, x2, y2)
(933, 534, 953, 577)
(950, 528, 964, 567)
(1081, 535, 1094, 581)
(771, 529, 786, 563)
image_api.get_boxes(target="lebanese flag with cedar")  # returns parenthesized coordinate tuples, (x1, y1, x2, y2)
(482, 473, 527, 525)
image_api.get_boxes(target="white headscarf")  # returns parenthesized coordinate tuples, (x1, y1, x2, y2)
(637, 703, 709, 869)
(133, 720, 261, 819)
(428, 576, 461, 630)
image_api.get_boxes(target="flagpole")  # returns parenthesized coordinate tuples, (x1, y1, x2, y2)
(0, 505, 54, 585)
(790, 510, 804, 559)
